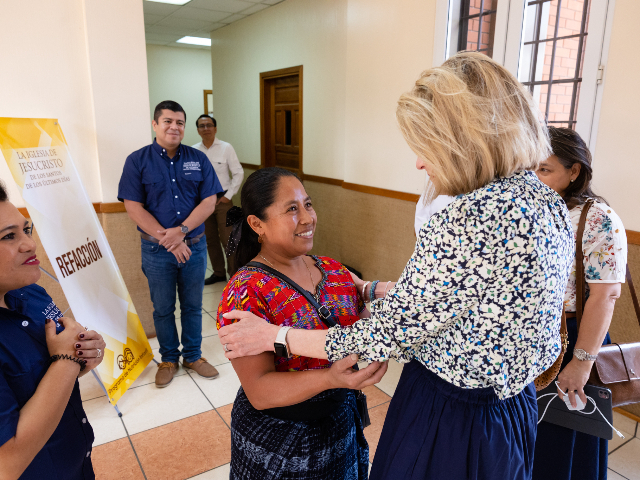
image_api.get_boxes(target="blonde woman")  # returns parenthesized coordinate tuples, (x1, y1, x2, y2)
(219, 52, 574, 479)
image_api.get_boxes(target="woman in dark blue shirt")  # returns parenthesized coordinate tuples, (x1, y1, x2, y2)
(0, 181, 106, 479)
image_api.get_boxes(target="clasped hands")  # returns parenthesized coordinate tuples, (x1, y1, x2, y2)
(219, 310, 388, 391)
(46, 316, 106, 376)
(157, 226, 191, 263)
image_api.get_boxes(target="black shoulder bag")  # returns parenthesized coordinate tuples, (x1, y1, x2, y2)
(246, 261, 371, 428)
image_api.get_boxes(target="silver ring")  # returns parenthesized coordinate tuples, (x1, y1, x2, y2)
(97, 348, 102, 358)
(224, 344, 229, 352)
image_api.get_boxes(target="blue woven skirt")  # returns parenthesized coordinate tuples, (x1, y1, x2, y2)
(532, 319, 611, 480)
(370, 360, 538, 480)
(229, 387, 369, 480)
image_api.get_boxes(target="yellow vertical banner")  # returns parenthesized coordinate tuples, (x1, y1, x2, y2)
(0, 118, 152, 405)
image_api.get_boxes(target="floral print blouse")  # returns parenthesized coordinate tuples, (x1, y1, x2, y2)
(325, 171, 574, 399)
(564, 202, 627, 312)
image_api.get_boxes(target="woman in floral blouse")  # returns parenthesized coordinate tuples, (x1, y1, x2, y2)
(220, 52, 574, 479)
(533, 127, 627, 480)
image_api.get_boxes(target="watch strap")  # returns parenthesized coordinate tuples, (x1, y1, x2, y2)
(574, 348, 597, 361)
(274, 326, 291, 358)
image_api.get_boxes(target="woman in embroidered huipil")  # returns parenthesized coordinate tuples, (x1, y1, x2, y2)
(220, 52, 574, 480)
(216, 167, 387, 480)
(533, 127, 627, 480)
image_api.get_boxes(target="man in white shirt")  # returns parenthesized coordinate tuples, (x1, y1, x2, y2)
(193, 115, 244, 284)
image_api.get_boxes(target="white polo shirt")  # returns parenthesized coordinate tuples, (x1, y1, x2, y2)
(193, 137, 244, 200)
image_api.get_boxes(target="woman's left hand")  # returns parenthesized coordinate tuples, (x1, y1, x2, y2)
(75, 329, 107, 373)
(556, 358, 593, 408)
(219, 310, 279, 359)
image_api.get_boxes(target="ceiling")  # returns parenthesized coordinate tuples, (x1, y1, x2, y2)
(144, 0, 284, 50)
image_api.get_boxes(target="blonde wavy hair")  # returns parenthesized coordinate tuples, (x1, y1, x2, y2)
(397, 51, 550, 201)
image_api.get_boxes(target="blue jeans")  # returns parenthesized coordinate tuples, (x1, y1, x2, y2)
(140, 237, 207, 363)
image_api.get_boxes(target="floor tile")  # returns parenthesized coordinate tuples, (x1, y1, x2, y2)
(201, 311, 220, 337)
(607, 469, 630, 480)
(82, 398, 128, 446)
(131, 410, 231, 480)
(362, 385, 391, 409)
(376, 360, 403, 397)
(363, 402, 390, 464)
(189, 463, 231, 479)
(613, 410, 638, 437)
(79, 371, 108, 401)
(610, 431, 634, 453)
(118, 374, 213, 435)
(202, 291, 223, 313)
(148, 335, 160, 350)
(203, 281, 227, 297)
(92, 438, 145, 480)
(216, 403, 233, 428)
(191, 362, 241, 408)
(198, 334, 230, 368)
(608, 437, 640, 480)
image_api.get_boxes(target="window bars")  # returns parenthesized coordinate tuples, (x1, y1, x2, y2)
(457, 0, 500, 57)
(520, 0, 591, 129)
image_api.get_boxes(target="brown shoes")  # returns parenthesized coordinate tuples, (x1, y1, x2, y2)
(183, 357, 219, 379)
(155, 361, 179, 388)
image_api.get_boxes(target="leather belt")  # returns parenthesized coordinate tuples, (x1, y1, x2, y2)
(566, 312, 577, 318)
(140, 232, 204, 246)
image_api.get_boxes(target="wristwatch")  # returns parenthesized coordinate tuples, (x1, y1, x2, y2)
(574, 348, 597, 361)
(179, 224, 189, 235)
(274, 326, 292, 358)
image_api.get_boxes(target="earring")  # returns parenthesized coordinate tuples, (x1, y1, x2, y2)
(570, 179, 575, 183)
(258, 234, 264, 244)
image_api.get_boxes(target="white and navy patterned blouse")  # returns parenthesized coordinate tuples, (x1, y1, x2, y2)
(325, 170, 574, 399)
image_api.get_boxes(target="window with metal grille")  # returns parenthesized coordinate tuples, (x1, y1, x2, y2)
(519, 0, 591, 129)
(457, 0, 500, 57)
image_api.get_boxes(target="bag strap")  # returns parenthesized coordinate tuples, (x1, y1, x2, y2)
(246, 261, 338, 328)
(626, 264, 640, 330)
(575, 199, 594, 332)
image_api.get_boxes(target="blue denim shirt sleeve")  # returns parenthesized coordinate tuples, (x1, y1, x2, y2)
(117, 152, 144, 203)
(198, 150, 223, 200)
(0, 369, 19, 447)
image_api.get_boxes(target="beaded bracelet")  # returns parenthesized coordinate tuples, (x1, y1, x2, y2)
(50, 354, 87, 372)
(369, 280, 380, 303)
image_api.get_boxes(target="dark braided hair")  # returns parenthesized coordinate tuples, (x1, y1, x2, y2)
(0, 180, 7, 202)
(235, 167, 300, 268)
(548, 126, 607, 206)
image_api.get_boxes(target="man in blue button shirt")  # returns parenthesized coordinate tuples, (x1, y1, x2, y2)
(118, 100, 223, 388)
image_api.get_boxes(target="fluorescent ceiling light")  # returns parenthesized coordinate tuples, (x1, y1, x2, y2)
(146, 0, 191, 5)
(176, 36, 212, 46)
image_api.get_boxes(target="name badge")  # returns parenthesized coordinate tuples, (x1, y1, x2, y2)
(183, 161, 201, 172)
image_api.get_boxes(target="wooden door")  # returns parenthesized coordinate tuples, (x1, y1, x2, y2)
(261, 66, 302, 176)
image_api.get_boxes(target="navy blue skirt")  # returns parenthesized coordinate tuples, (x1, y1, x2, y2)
(532, 318, 610, 480)
(370, 360, 538, 480)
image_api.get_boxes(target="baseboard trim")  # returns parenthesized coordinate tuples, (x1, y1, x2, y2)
(614, 407, 640, 424)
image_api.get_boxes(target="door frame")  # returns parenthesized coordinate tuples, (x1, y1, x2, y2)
(259, 65, 303, 172)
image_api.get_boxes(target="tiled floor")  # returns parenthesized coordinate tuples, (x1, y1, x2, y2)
(83, 267, 640, 479)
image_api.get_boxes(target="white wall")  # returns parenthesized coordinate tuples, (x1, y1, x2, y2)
(343, 0, 435, 193)
(0, 0, 150, 206)
(209, 0, 348, 176)
(0, 0, 101, 205)
(592, 0, 640, 231)
(208, 0, 433, 193)
(84, 0, 151, 203)
(146, 45, 213, 148)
